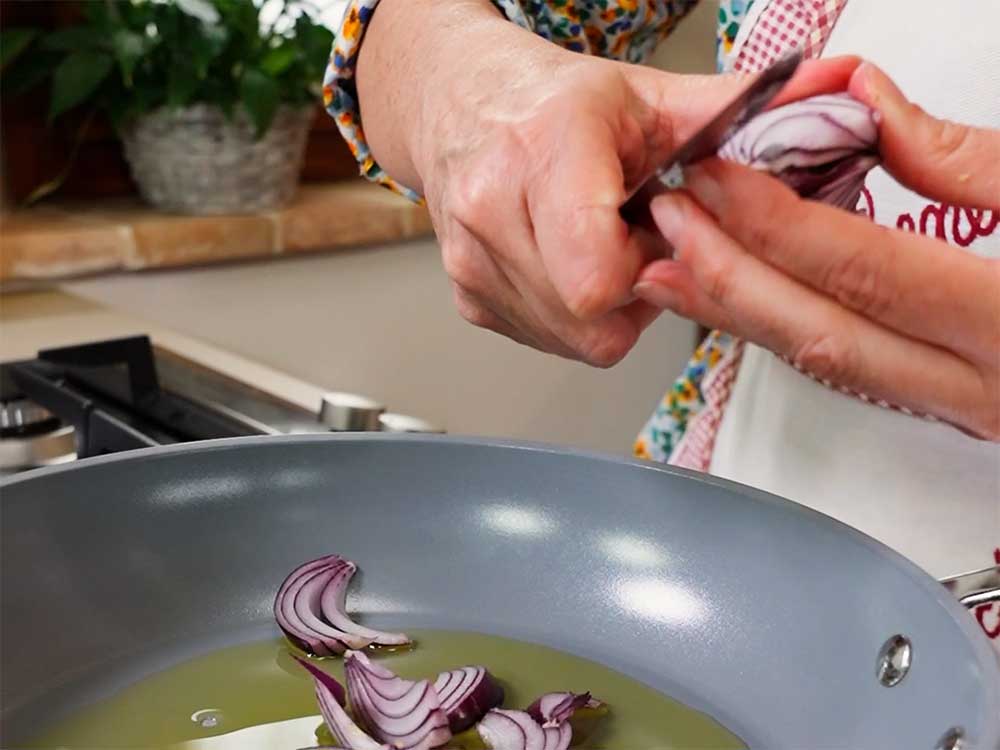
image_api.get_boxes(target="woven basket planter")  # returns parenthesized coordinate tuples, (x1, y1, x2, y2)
(122, 104, 314, 215)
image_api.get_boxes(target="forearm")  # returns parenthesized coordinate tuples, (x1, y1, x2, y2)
(356, 0, 514, 192)
(355, 0, 571, 195)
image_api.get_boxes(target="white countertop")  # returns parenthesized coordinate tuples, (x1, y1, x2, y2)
(3, 239, 695, 453)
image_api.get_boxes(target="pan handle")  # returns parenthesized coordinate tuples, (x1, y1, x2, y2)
(939, 564, 1000, 609)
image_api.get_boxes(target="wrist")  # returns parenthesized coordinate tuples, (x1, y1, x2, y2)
(357, 0, 516, 193)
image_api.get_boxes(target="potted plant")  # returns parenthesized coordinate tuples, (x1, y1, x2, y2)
(1, 0, 333, 214)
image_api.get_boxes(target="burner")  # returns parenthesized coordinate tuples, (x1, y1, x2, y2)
(0, 334, 442, 474)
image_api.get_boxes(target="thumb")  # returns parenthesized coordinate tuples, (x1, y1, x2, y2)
(849, 62, 1000, 209)
(624, 56, 863, 149)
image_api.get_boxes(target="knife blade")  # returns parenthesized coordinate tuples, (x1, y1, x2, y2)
(622, 50, 803, 219)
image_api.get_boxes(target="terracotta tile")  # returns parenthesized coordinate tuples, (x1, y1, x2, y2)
(128, 213, 277, 269)
(0, 212, 134, 281)
(0, 181, 431, 281)
(278, 183, 432, 253)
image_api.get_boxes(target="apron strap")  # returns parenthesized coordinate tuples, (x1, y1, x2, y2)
(733, 0, 849, 74)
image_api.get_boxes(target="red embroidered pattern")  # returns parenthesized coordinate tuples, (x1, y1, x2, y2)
(974, 548, 1000, 641)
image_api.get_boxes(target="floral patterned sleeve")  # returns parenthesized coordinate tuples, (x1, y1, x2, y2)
(323, 0, 701, 202)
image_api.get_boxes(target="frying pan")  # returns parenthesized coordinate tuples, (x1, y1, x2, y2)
(1, 434, 998, 748)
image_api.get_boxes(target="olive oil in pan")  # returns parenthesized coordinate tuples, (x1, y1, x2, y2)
(26, 630, 745, 749)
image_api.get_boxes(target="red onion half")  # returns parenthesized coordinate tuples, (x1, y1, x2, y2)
(433, 666, 505, 732)
(719, 93, 879, 210)
(274, 555, 410, 656)
(294, 656, 388, 750)
(345, 650, 452, 750)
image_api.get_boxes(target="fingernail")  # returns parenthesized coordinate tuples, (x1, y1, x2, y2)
(633, 280, 681, 310)
(683, 164, 725, 213)
(650, 195, 684, 241)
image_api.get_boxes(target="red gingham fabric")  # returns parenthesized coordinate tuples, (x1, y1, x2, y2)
(734, 0, 847, 73)
(670, 0, 848, 472)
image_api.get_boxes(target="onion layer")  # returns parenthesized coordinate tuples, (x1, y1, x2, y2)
(274, 555, 410, 656)
(345, 650, 452, 750)
(719, 93, 879, 210)
(433, 666, 505, 732)
(525, 693, 596, 728)
(294, 656, 388, 750)
(478, 710, 546, 750)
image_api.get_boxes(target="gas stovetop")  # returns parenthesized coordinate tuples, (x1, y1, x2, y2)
(0, 335, 439, 475)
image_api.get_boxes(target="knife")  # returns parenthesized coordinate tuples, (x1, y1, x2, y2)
(622, 50, 802, 221)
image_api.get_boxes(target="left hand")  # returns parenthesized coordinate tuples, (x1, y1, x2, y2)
(633, 63, 1000, 440)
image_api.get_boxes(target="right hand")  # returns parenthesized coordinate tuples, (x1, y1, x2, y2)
(358, 1, 859, 365)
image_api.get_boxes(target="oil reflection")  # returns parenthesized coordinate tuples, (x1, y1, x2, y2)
(151, 474, 253, 506)
(177, 714, 319, 748)
(480, 503, 555, 537)
(615, 578, 705, 625)
(600, 534, 669, 567)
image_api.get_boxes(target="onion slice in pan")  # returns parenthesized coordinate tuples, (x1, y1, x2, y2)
(274, 555, 410, 656)
(478, 709, 555, 750)
(525, 692, 596, 728)
(320, 560, 409, 646)
(432, 666, 505, 732)
(345, 650, 452, 750)
(294, 656, 388, 750)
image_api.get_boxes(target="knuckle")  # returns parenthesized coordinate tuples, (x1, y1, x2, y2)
(925, 115, 974, 166)
(822, 237, 896, 319)
(448, 169, 495, 232)
(440, 238, 480, 290)
(563, 264, 624, 321)
(792, 333, 860, 385)
(576, 321, 638, 368)
(451, 286, 493, 329)
(694, 246, 736, 307)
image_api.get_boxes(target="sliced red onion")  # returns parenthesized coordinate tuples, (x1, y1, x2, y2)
(542, 724, 571, 750)
(274, 555, 410, 656)
(477, 710, 546, 750)
(294, 656, 388, 750)
(345, 650, 452, 750)
(432, 666, 505, 732)
(524, 692, 596, 728)
(719, 93, 879, 210)
(320, 560, 409, 647)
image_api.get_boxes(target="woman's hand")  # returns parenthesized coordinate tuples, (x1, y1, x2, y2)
(634, 63, 1000, 438)
(358, 0, 859, 365)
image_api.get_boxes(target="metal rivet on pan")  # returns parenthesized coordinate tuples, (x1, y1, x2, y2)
(876, 634, 912, 687)
(935, 727, 965, 750)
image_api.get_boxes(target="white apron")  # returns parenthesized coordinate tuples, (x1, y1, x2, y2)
(709, 0, 1000, 639)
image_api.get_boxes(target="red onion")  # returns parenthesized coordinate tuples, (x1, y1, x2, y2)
(524, 692, 597, 728)
(477, 710, 547, 750)
(344, 650, 452, 750)
(719, 93, 879, 210)
(432, 666, 505, 732)
(274, 555, 410, 656)
(294, 656, 388, 750)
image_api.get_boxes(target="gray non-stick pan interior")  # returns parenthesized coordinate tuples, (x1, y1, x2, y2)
(2, 435, 998, 748)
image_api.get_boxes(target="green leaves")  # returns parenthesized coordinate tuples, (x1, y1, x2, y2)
(0, 27, 37, 71)
(261, 43, 298, 76)
(49, 51, 114, 120)
(239, 67, 280, 136)
(5, 0, 335, 135)
(111, 30, 149, 86)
